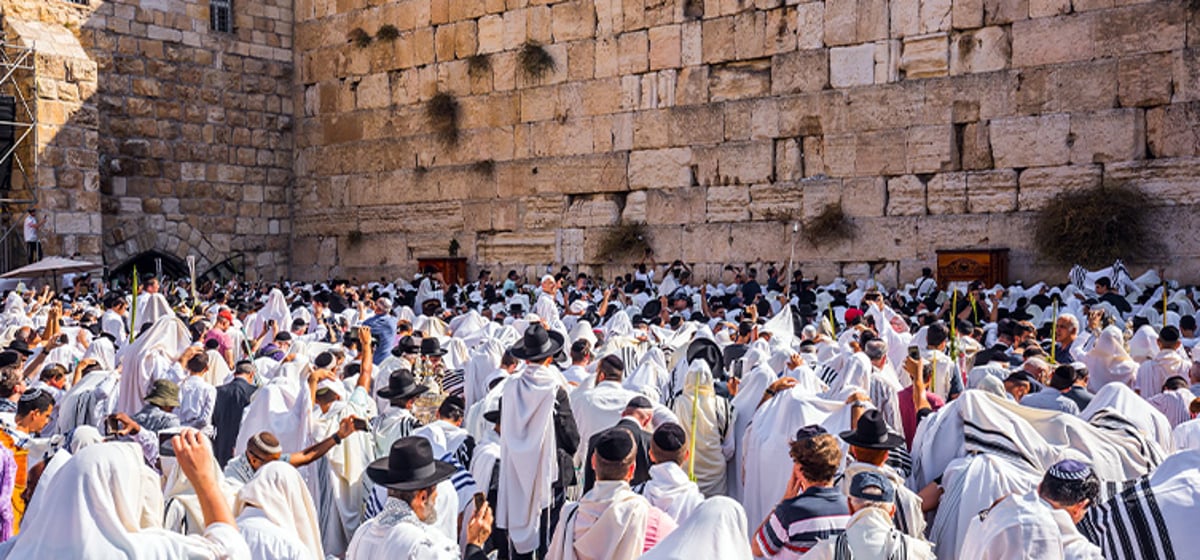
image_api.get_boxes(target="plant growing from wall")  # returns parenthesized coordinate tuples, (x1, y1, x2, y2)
(1033, 183, 1159, 267)
(804, 203, 856, 246)
(471, 159, 495, 177)
(376, 24, 400, 42)
(348, 229, 365, 245)
(467, 53, 492, 77)
(596, 222, 652, 262)
(426, 91, 460, 146)
(348, 28, 372, 48)
(518, 41, 556, 82)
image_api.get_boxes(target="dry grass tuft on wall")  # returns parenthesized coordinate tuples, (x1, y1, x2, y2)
(804, 203, 856, 246)
(426, 92, 460, 146)
(1034, 184, 1159, 267)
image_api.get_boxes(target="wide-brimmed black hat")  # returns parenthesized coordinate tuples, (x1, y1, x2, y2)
(366, 437, 456, 491)
(838, 409, 904, 450)
(5, 340, 33, 357)
(686, 338, 724, 378)
(510, 323, 565, 362)
(420, 337, 447, 357)
(387, 336, 417, 358)
(483, 398, 502, 424)
(641, 299, 663, 322)
(376, 369, 429, 402)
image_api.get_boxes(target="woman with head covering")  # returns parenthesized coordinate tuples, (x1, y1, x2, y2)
(0, 434, 248, 558)
(1082, 325, 1139, 392)
(235, 461, 324, 560)
(670, 361, 735, 497)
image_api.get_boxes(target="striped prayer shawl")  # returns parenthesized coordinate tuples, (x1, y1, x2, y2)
(1087, 410, 1165, 470)
(1080, 476, 1175, 560)
(816, 363, 840, 386)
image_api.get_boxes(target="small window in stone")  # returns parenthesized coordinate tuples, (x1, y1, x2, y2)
(211, 0, 233, 33)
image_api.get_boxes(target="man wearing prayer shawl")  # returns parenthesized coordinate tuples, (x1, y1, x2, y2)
(800, 472, 934, 560)
(1136, 326, 1190, 398)
(836, 409, 926, 540)
(1082, 325, 1138, 391)
(670, 360, 734, 496)
(1146, 376, 1195, 427)
(546, 428, 676, 560)
(371, 365, 426, 458)
(1170, 398, 1200, 450)
(919, 322, 963, 401)
(959, 460, 1102, 560)
(634, 423, 705, 526)
(347, 437, 493, 560)
(570, 354, 643, 467)
(497, 324, 580, 560)
(234, 461, 324, 560)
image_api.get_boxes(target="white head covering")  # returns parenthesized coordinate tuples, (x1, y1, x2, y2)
(115, 316, 191, 416)
(498, 363, 563, 554)
(671, 361, 730, 496)
(82, 336, 117, 371)
(134, 293, 173, 334)
(639, 496, 752, 560)
(1083, 325, 1138, 391)
(0, 442, 192, 558)
(235, 461, 324, 560)
(1129, 325, 1159, 363)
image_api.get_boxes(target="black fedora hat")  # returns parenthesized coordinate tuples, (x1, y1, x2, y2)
(838, 409, 904, 450)
(510, 323, 565, 362)
(391, 335, 421, 357)
(5, 340, 33, 357)
(420, 337, 448, 357)
(366, 437, 456, 491)
(686, 338, 724, 378)
(641, 299, 663, 322)
(483, 398, 502, 424)
(377, 369, 429, 402)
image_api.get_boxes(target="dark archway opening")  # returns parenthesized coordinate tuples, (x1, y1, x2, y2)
(109, 250, 188, 282)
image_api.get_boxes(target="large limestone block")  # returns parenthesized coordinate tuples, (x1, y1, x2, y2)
(706, 185, 751, 222)
(799, 176, 843, 221)
(830, 44, 875, 87)
(709, 59, 772, 101)
(647, 187, 707, 224)
(906, 125, 954, 173)
(702, 16, 737, 63)
(749, 182, 804, 220)
(1104, 158, 1200, 206)
(1146, 103, 1199, 159)
(1117, 53, 1174, 108)
(949, 26, 1009, 74)
(966, 169, 1016, 213)
(477, 231, 558, 263)
(1016, 165, 1101, 211)
(796, 3, 824, 49)
(885, 175, 926, 216)
(729, 221, 790, 262)
(824, 0, 857, 46)
(564, 195, 622, 227)
(497, 153, 629, 197)
(842, 177, 886, 217)
(892, 0, 952, 37)
(1093, 3, 1186, 58)
(693, 141, 774, 186)
(1011, 14, 1092, 67)
(521, 195, 566, 230)
(926, 172, 967, 214)
(989, 114, 1070, 168)
(854, 129, 906, 176)
(952, 0, 983, 30)
(1068, 108, 1145, 164)
(1015, 61, 1117, 115)
(619, 30, 649, 74)
(628, 147, 693, 189)
(622, 190, 648, 222)
(772, 49, 829, 94)
(649, 24, 682, 70)
(1028, 0, 1068, 17)
(681, 223, 733, 263)
(552, 1, 596, 42)
(960, 121, 993, 170)
(900, 33, 948, 78)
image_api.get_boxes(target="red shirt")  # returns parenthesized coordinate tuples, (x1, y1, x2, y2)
(898, 387, 945, 449)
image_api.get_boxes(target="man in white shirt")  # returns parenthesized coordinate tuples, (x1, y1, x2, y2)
(101, 294, 129, 347)
(1137, 326, 1191, 398)
(562, 339, 593, 387)
(23, 208, 40, 264)
(177, 348, 217, 435)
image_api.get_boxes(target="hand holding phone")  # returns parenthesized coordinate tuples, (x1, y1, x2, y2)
(907, 345, 921, 360)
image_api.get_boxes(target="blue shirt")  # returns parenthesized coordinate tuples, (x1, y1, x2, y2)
(1020, 387, 1080, 414)
(362, 313, 398, 365)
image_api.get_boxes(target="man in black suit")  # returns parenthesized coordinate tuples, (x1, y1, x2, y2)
(582, 396, 654, 492)
(972, 318, 1024, 368)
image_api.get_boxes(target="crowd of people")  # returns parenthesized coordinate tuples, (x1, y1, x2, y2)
(0, 258, 1195, 559)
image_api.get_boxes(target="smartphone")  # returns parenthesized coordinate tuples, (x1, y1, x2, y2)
(907, 345, 921, 360)
(473, 493, 486, 510)
(352, 417, 369, 432)
(104, 415, 122, 436)
(58, 334, 69, 345)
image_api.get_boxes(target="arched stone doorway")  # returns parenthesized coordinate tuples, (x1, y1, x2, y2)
(109, 250, 188, 281)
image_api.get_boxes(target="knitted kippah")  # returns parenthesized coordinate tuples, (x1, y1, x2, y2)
(1047, 459, 1092, 481)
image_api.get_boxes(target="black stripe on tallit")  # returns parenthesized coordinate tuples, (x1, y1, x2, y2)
(1137, 476, 1175, 560)
(1106, 491, 1138, 560)
(963, 433, 1038, 469)
(961, 419, 1038, 468)
(1121, 478, 1159, 560)
(816, 364, 839, 385)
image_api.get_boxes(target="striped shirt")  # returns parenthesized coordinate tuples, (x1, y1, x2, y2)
(755, 486, 850, 558)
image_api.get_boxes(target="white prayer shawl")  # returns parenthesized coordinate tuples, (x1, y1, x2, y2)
(116, 315, 191, 416)
(726, 355, 775, 501)
(1171, 417, 1200, 451)
(1135, 348, 1190, 398)
(463, 339, 504, 410)
(636, 462, 705, 526)
(910, 391, 1162, 493)
(204, 349, 232, 387)
(1128, 325, 1159, 363)
(448, 310, 490, 349)
(346, 498, 460, 560)
(413, 419, 476, 512)
(134, 292, 174, 333)
(761, 304, 795, 348)
(571, 380, 642, 465)
(838, 460, 925, 539)
(741, 388, 853, 537)
(1079, 382, 1174, 451)
(82, 335, 117, 370)
(162, 454, 240, 536)
(960, 491, 1100, 560)
(0, 442, 246, 559)
(624, 347, 671, 404)
(1147, 388, 1195, 428)
(547, 481, 649, 560)
(803, 507, 936, 560)
(413, 315, 449, 340)
(927, 453, 1042, 560)
(235, 375, 315, 457)
(466, 376, 509, 444)
(55, 368, 119, 435)
(1083, 325, 1138, 391)
(235, 462, 324, 560)
(671, 362, 733, 497)
(637, 496, 751, 560)
(1079, 449, 1200, 560)
(245, 289, 289, 341)
(921, 347, 961, 400)
(469, 436, 501, 505)
(313, 394, 375, 549)
(498, 363, 563, 554)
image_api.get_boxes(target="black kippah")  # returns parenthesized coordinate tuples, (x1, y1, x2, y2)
(626, 395, 653, 410)
(594, 428, 635, 462)
(652, 423, 686, 452)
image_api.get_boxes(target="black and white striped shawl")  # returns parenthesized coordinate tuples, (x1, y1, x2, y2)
(1079, 475, 1175, 560)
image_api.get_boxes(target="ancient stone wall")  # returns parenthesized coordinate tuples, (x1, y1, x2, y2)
(1, 0, 294, 279)
(292, 0, 1200, 285)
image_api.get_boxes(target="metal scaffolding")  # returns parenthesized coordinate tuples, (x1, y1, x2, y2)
(0, 40, 37, 274)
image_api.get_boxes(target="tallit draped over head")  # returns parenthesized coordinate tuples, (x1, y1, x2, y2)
(116, 315, 192, 416)
(235, 461, 324, 560)
(497, 364, 562, 554)
(637, 496, 752, 560)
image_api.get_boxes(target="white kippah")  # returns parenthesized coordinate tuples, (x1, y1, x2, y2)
(250, 432, 283, 455)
